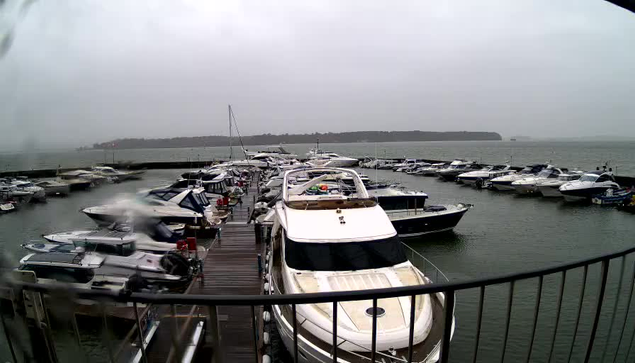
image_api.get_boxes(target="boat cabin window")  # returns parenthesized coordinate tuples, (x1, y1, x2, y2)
(171, 179, 195, 188)
(580, 174, 599, 182)
(377, 196, 427, 211)
(284, 235, 407, 271)
(205, 182, 227, 195)
(149, 222, 179, 242)
(20, 265, 95, 284)
(179, 193, 205, 213)
(596, 174, 613, 183)
(75, 241, 136, 256)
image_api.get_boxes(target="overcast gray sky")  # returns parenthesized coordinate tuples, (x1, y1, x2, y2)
(0, 0, 634, 149)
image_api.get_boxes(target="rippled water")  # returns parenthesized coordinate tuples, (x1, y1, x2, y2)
(2, 140, 635, 175)
(1, 166, 634, 362)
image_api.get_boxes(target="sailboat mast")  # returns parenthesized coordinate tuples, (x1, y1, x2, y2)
(228, 104, 233, 160)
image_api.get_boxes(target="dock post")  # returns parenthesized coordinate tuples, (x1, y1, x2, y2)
(208, 306, 223, 363)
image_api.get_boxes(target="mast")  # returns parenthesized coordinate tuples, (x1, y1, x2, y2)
(228, 104, 233, 160)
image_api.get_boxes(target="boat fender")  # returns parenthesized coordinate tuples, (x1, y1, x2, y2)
(263, 332, 270, 345)
(265, 273, 270, 282)
(262, 354, 271, 363)
(264, 282, 270, 293)
(263, 311, 271, 322)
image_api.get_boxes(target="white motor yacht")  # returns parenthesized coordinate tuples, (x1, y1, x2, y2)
(307, 152, 359, 168)
(415, 163, 446, 176)
(559, 170, 620, 202)
(0, 183, 33, 204)
(35, 180, 71, 196)
(392, 159, 419, 172)
(9, 178, 46, 202)
(489, 164, 548, 191)
(536, 172, 584, 198)
(437, 160, 482, 182)
(511, 166, 567, 195)
(82, 188, 220, 229)
(456, 165, 513, 186)
(268, 167, 453, 363)
(92, 166, 145, 182)
(245, 145, 298, 160)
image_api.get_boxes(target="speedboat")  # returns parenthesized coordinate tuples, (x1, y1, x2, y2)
(245, 145, 298, 160)
(489, 164, 548, 191)
(92, 166, 145, 182)
(456, 165, 513, 187)
(35, 180, 71, 196)
(21, 238, 194, 288)
(267, 167, 453, 363)
(511, 166, 567, 195)
(8, 178, 46, 202)
(307, 152, 359, 168)
(16, 252, 131, 292)
(437, 160, 482, 182)
(0, 183, 33, 204)
(82, 188, 220, 229)
(404, 163, 432, 174)
(369, 187, 470, 237)
(58, 170, 105, 189)
(559, 170, 620, 202)
(592, 188, 633, 205)
(415, 163, 446, 176)
(41, 220, 193, 254)
(536, 173, 583, 198)
(393, 159, 419, 172)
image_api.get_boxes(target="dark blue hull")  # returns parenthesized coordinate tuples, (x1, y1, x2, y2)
(389, 208, 469, 237)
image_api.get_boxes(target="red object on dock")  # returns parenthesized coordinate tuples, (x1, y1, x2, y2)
(186, 237, 197, 250)
(176, 240, 187, 250)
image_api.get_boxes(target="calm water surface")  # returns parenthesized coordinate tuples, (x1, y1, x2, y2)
(3, 140, 635, 175)
(1, 166, 635, 362)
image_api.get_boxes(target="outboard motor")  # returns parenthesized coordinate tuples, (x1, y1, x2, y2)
(161, 251, 192, 277)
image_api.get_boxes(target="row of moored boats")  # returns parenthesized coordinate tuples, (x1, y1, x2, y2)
(0, 166, 145, 213)
(363, 158, 633, 205)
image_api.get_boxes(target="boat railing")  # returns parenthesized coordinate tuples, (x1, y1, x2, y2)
(3, 243, 635, 363)
(401, 242, 450, 283)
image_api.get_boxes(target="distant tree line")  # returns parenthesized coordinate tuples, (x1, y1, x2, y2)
(92, 131, 502, 149)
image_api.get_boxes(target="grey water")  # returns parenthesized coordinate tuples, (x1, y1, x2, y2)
(3, 140, 635, 175)
(1, 144, 635, 361)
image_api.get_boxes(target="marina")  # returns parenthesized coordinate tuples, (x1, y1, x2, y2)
(1, 147, 635, 362)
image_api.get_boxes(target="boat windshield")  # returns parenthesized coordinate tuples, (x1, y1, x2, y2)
(537, 170, 556, 178)
(284, 235, 407, 271)
(579, 174, 599, 182)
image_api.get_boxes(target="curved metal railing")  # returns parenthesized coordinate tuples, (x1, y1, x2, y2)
(3, 243, 635, 363)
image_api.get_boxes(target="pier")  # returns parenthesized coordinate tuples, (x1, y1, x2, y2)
(138, 173, 263, 363)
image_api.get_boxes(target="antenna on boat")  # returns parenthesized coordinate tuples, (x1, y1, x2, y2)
(228, 105, 233, 161)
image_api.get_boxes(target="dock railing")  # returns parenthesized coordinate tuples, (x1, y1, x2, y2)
(3, 243, 635, 363)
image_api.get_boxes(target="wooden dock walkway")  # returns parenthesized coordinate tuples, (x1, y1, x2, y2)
(142, 174, 264, 363)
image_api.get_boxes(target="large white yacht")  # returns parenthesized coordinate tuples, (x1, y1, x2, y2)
(92, 166, 145, 181)
(268, 167, 453, 363)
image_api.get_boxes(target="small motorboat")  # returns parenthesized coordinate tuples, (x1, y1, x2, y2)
(369, 187, 471, 237)
(57, 170, 100, 190)
(559, 170, 620, 202)
(592, 188, 633, 205)
(8, 178, 46, 202)
(0, 202, 16, 213)
(415, 162, 447, 176)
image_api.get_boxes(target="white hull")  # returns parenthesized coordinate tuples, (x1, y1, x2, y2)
(537, 186, 563, 198)
(513, 184, 539, 195)
(491, 183, 515, 191)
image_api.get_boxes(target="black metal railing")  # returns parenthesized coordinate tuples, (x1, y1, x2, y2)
(2, 244, 635, 363)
